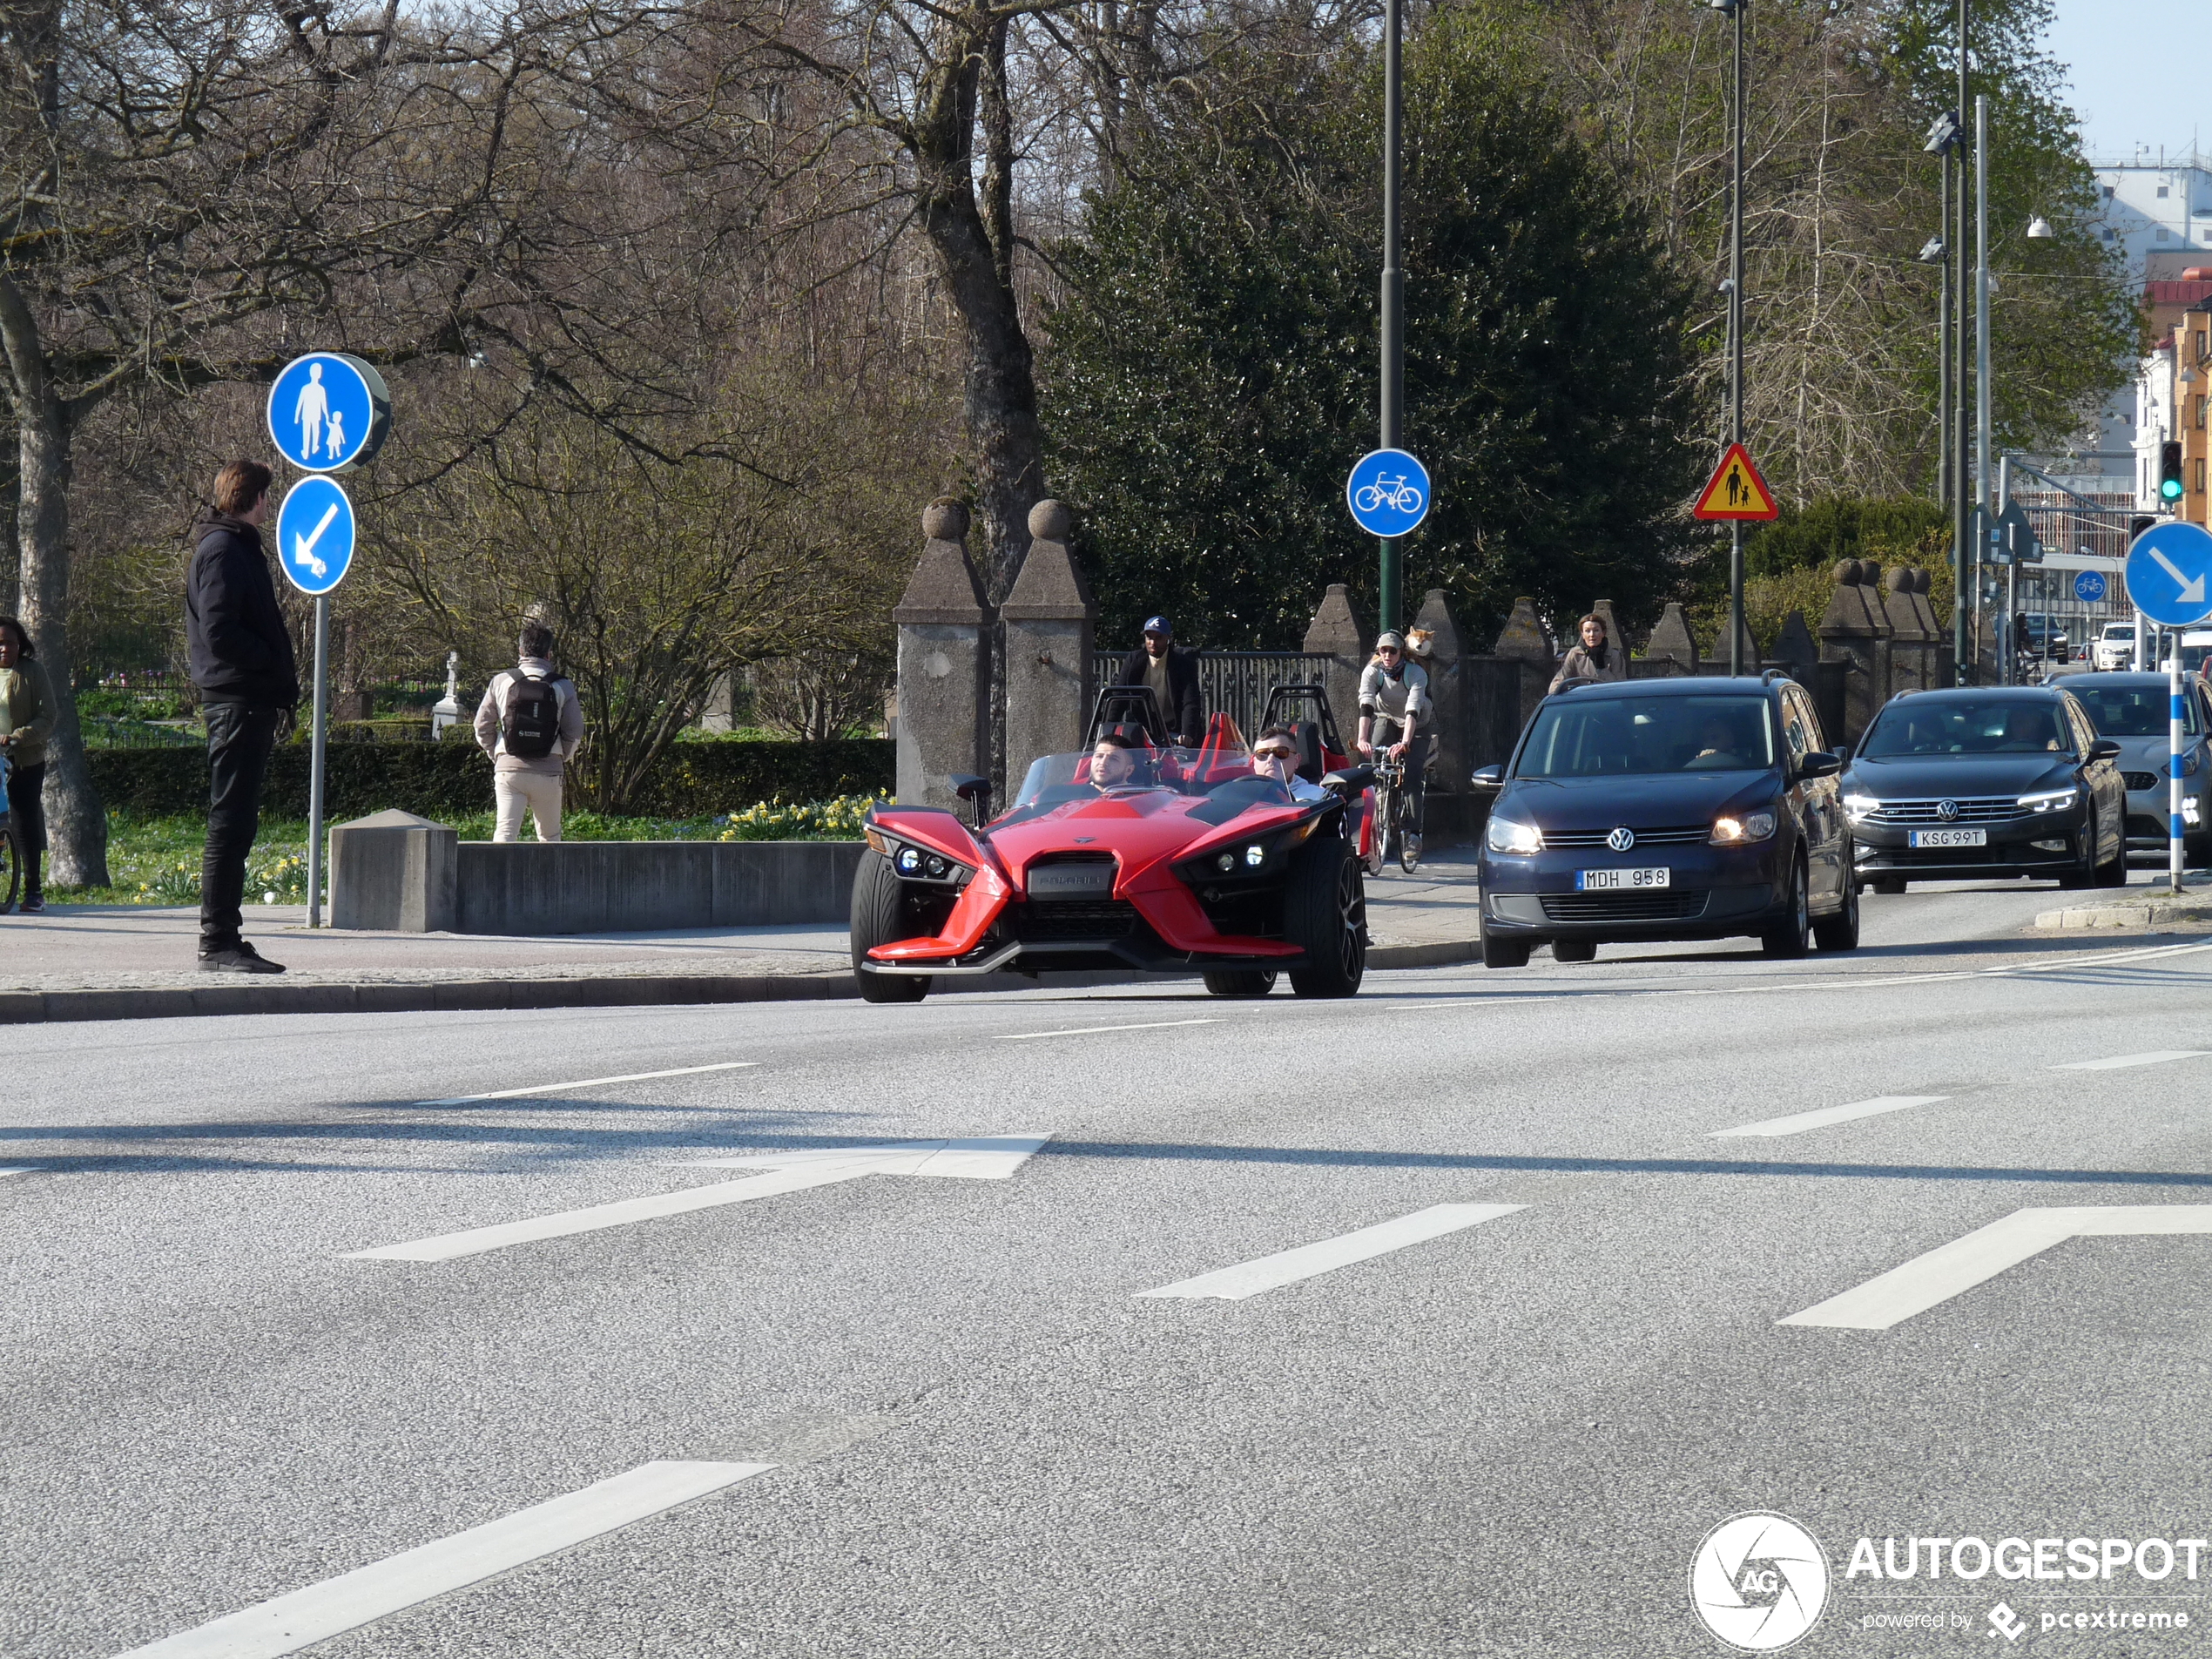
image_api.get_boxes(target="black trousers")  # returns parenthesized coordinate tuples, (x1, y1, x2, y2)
(5, 760, 44, 893)
(200, 702, 280, 949)
(1375, 720, 1430, 830)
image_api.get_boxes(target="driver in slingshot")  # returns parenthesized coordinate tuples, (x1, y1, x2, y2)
(1089, 732, 1153, 789)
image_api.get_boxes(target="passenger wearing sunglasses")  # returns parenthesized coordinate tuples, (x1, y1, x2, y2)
(1250, 725, 1328, 802)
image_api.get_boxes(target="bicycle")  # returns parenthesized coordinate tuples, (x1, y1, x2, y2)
(1353, 475, 1424, 516)
(0, 752, 17, 914)
(1363, 751, 1423, 875)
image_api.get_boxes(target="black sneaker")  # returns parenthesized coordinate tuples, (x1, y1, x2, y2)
(18, 893, 42, 914)
(199, 941, 287, 974)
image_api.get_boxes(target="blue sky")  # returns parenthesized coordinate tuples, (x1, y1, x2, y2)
(2047, 0, 2208, 163)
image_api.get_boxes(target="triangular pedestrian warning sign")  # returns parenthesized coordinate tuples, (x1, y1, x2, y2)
(1693, 443, 1779, 522)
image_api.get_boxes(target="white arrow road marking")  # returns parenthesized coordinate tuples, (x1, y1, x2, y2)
(1137, 1203, 1524, 1301)
(348, 1133, 1054, 1261)
(2148, 546, 2208, 607)
(2049, 1049, 2211, 1071)
(995, 1019, 1219, 1041)
(1779, 1205, 2212, 1330)
(1711, 1096, 1950, 1138)
(415, 1061, 759, 1106)
(109, 1460, 772, 1659)
(291, 502, 340, 576)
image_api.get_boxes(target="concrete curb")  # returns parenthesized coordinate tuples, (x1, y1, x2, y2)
(0, 939, 1480, 1025)
(2035, 900, 2212, 931)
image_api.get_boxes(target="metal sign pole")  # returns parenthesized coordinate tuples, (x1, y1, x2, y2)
(1377, 0, 1403, 636)
(2172, 647, 2187, 896)
(307, 594, 331, 927)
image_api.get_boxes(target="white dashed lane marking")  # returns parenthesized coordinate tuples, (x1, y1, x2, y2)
(1137, 1204, 1524, 1301)
(995, 1020, 1219, 1041)
(2048, 1050, 2211, 1072)
(415, 1061, 759, 1106)
(111, 1460, 772, 1658)
(1710, 1096, 1950, 1138)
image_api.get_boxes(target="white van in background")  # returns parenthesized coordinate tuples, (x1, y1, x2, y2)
(2094, 620, 2136, 671)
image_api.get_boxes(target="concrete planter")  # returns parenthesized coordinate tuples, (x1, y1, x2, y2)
(330, 810, 862, 934)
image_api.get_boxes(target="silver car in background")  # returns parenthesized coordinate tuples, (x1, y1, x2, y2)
(2067, 672, 2212, 865)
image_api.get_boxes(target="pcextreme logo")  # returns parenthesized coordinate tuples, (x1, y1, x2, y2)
(1690, 1513, 1831, 1651)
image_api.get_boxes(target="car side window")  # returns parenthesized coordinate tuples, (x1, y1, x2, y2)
(1779, 691, 1810, 761)
(2062, 700, 2094, 756)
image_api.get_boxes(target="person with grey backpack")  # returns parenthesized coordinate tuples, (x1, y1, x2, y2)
(473, 622, 584, 841)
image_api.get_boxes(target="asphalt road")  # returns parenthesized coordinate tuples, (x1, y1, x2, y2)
(8, 873, 2212, 1658)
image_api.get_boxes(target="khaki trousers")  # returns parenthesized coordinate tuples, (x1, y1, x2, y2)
(493, 769, 563, 842)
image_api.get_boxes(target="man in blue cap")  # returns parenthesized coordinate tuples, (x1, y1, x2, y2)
(1115, 615, 1204, 745)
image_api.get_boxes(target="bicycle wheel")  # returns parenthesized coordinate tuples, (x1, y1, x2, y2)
(1354, 484, 1386, 513)
(1398, 487, 1423, 515)
(1397, 790, 1421, 873)
(0, 820, 17, 914)
(1371, 786, 1395, 875)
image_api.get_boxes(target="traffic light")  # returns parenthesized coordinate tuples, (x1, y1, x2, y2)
(2131, 514, 2157, 543)
(2161, 441, 2185, 502)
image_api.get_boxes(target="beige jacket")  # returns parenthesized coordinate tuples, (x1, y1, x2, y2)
(0, 656, 56, 769)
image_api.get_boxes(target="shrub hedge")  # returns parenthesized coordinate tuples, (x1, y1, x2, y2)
(88, 738, 894, 820)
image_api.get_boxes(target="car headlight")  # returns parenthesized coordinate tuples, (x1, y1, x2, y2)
(870, 831, 971, 886)
(1710, 809, 1777, 845)
(1842, 792, 1879, 821)
(2018, 787, 2078, 813)
(1485, 813, 1543, 854)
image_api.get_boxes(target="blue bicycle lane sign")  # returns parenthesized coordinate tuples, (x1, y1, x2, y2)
(1346, 448, 1432, 537)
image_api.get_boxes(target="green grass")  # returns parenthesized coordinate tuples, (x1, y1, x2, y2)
(46, 796, 884, 905)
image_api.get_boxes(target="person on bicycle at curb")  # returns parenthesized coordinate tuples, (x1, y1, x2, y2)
(1550, 613, 1625, 694)
(1357, 631, 1431, 850)
(1251, 725, 1328, 802)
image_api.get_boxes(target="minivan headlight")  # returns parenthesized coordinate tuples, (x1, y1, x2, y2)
(1710, 810, 1777, 845)
(2018, 786, 2078, 813)
(1485, 813, 1544, 854)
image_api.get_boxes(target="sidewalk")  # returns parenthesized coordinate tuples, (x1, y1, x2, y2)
(0, 851, 1483, 1023)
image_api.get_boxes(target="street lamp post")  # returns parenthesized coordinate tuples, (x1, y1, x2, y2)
(1712, 0, 1747, 675)
(1953, 0, 1972, 684)
(1377, 0, 1405, 635)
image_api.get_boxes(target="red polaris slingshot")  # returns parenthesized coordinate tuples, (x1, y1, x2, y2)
(851, 686, 1374, 1001)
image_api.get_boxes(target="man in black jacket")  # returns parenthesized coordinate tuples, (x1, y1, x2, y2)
(1114, 615, 1204, 745)
(185, 459, 299, 973)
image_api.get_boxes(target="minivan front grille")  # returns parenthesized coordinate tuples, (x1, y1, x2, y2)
(1540, 890, 1710, 922)
(1543, 825, 1710, 848)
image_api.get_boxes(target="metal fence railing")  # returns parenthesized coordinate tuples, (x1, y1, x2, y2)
(1090, 649, 1339, 739)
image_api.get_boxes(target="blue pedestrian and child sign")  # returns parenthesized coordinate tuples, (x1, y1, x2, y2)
(1345, 448, 1432, 537)
(265, 353, 391, 475)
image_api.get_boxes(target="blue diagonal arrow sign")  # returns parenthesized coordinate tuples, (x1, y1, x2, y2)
(2125, 522, 2212, 628)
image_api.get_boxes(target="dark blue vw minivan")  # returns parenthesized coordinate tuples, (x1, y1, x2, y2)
(1472, 674, 1853, 967)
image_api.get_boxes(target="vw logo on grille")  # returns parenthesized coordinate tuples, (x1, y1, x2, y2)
(1936, 799, 1959, 821)
(1608, 826, 1636, 852)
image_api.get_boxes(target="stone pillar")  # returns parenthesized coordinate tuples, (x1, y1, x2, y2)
(1907, 570, 1951, 686)
(1589, 598, 1629, 666)
(1706, 611, 1763, 676)
(1491, 597, 1555, 713)
(1411, 590, 1466, 826)
(1001, 500, 1095, 781)
(894, 499, 989, 813)
(1818, 560, 1890, 747)
(1303, 583, 1368, 741)
(1643, 603, 1701, 675)
(330, 809, 457, 932)
(1881, 566, 1931, 695)
(1770, 610, 1819, 686)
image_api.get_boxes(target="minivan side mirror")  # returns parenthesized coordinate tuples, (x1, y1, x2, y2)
(1470, 765, 1505, 788)
(2086, 738, 2121, 763)
(1797, 751, 1841, 780)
